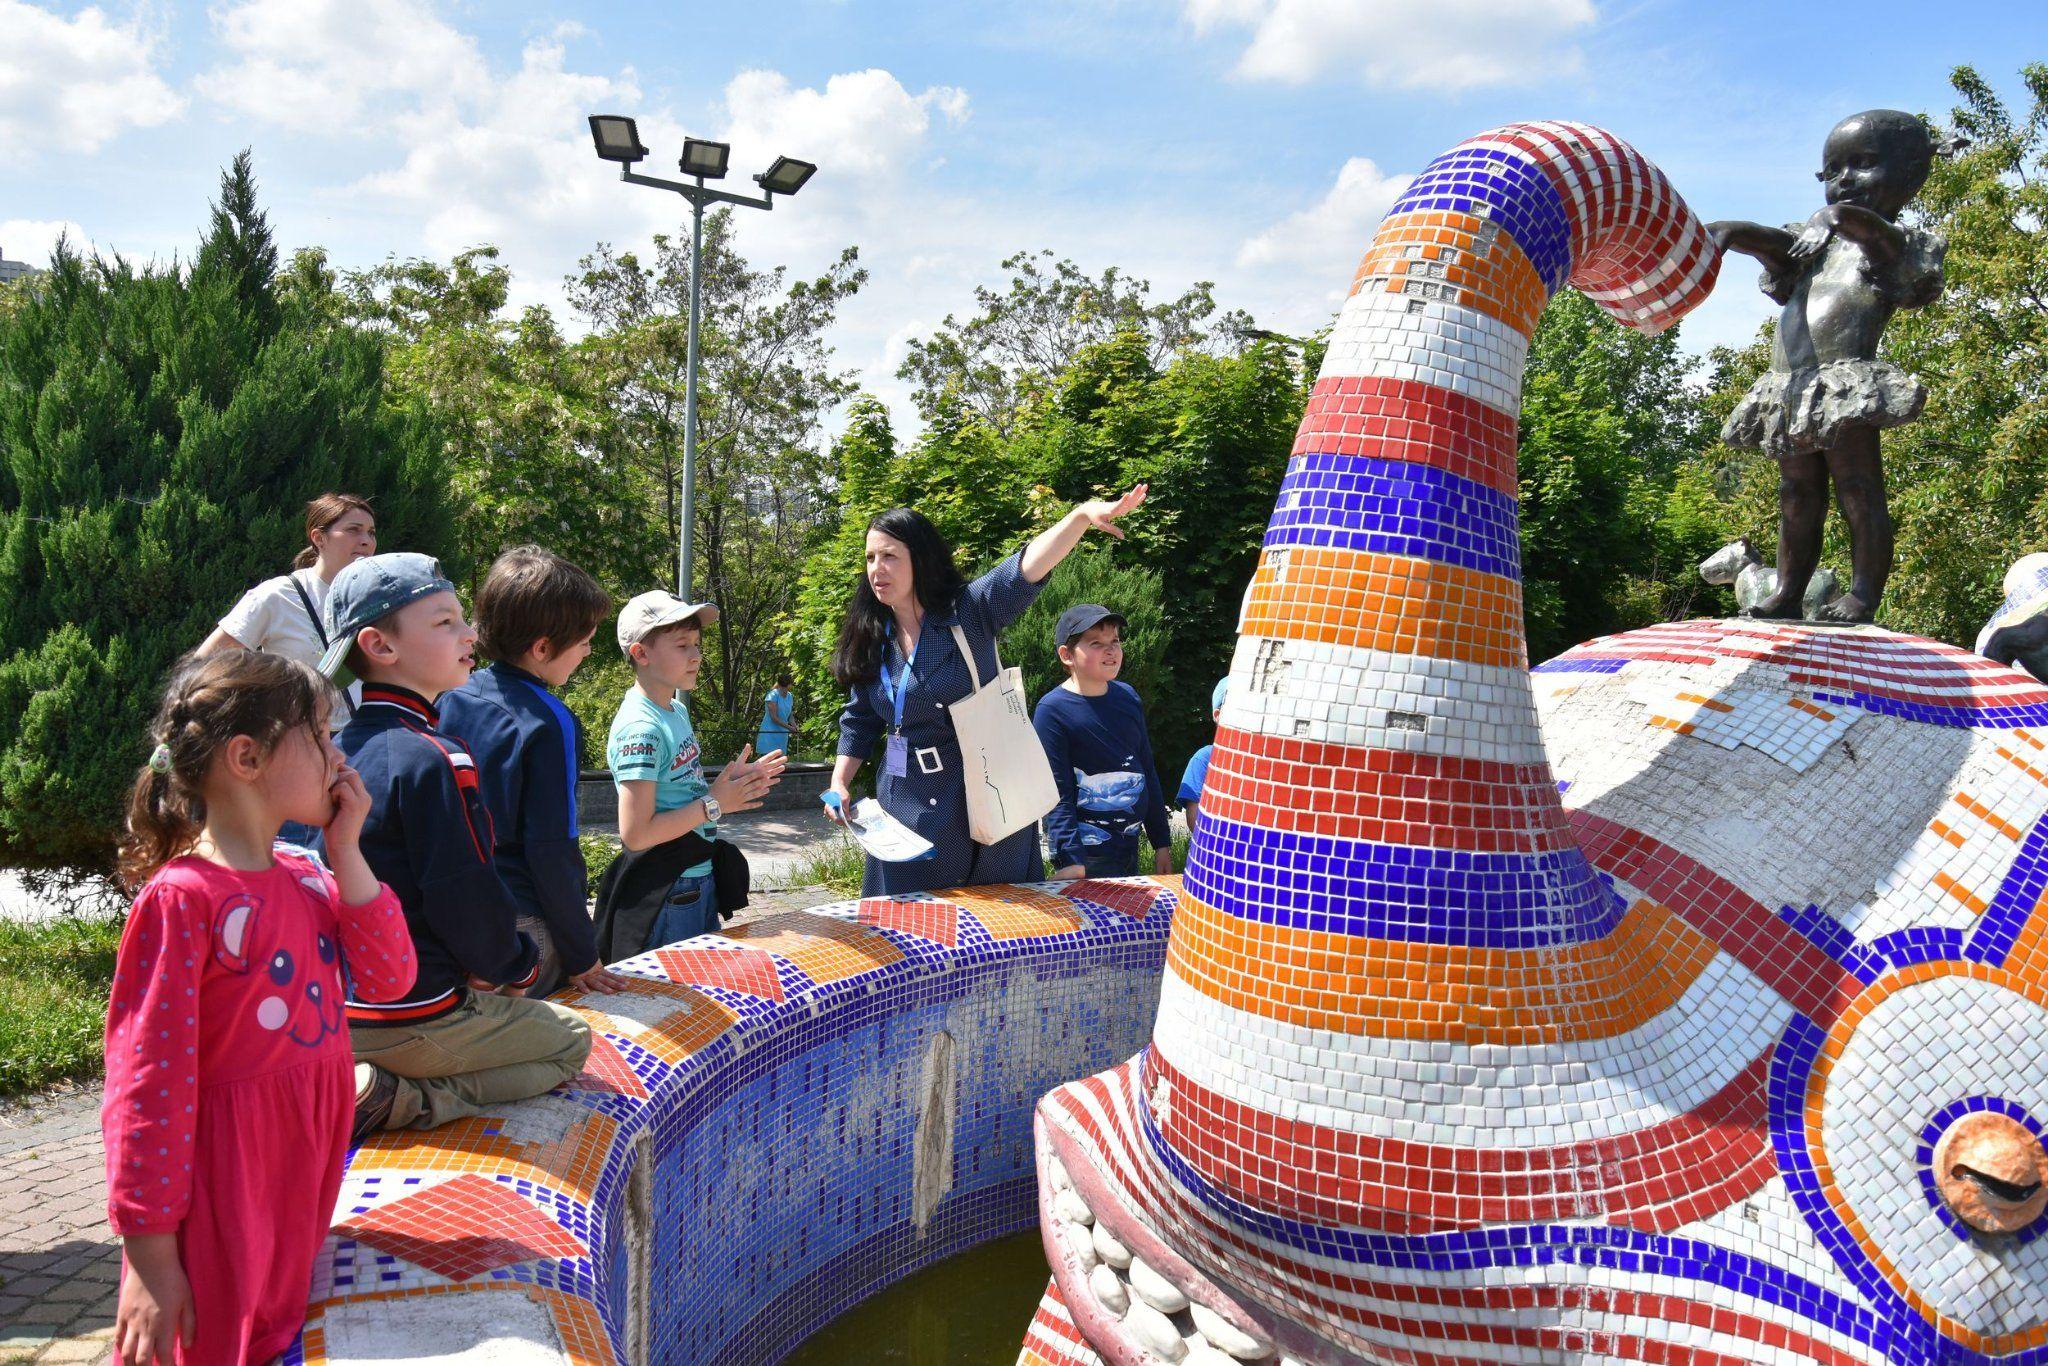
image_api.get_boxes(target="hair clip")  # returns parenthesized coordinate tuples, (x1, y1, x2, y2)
(148, 743, 173, 774)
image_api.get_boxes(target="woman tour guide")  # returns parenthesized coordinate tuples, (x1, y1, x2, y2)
(199, 492, 378, 726)
(825, 486, 1148, 896)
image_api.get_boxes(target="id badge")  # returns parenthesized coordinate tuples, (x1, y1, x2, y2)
(885, 733, 908, 778)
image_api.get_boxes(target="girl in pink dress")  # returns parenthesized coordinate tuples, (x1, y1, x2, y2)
(103, 650, 416, 1365)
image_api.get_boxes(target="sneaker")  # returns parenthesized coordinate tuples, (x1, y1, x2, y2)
(351, 1064, 398, 1145)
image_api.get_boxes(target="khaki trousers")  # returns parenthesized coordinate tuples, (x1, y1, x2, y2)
(352, 989, 592, 1130)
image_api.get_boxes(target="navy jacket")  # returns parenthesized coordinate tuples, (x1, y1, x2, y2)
(440, 663, 598, 978)
(335, 684, 540, 1026)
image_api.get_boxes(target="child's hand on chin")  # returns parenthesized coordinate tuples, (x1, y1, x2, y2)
(324, 764, 372, 851)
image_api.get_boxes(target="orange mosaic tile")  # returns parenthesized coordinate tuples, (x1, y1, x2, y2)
(1239, 545, 1525, 669)
(723, 909, 906, 982)
(950, 884, 1086, 940)
(348, 1110, 617, 1205)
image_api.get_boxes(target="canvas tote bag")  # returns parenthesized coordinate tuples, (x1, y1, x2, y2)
(947, 623, 1059, 845)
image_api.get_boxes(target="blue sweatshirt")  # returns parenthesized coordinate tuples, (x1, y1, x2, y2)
(1032, 681, 1172, 870)
(335, 684, 540, 1026)
(440, 662, 598, 978)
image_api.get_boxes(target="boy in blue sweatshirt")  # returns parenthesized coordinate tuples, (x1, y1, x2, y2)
(1033, 604, 1173, 881)
(441, 546, 632, 1001)
(320, 553, 591, 1137)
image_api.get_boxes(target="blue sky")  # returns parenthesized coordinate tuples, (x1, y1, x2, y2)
(3, 0, 2042, 429)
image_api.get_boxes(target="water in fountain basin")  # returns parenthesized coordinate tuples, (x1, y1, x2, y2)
(781, 1231, 1049, 1365)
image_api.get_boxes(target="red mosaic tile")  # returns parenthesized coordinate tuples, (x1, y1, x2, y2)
(567, 1032, 647, 1099)
(857, 896, 961, 947)
(1060, 880, 1168, 921)
(654, 945, 785, 1002)
(335, 1173, 587, 1282)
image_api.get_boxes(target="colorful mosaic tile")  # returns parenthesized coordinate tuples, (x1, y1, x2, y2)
(1019, 119, 2048, 1366)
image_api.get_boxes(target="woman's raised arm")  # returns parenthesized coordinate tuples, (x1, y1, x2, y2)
(1021, 485, 1149, 584)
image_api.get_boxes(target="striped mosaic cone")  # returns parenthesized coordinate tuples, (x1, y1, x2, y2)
(1023, 121, 1730, 1364)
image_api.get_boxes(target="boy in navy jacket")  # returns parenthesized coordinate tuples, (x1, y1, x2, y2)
(442, 547, 631, 1000)
(1033, 604, 1173, 880)
(320, 553, 591, 1137)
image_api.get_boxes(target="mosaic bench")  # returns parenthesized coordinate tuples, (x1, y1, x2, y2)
(289, 877, 1178, 1365)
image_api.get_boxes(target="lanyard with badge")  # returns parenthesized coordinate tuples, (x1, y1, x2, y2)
(880, 622, 916, 778)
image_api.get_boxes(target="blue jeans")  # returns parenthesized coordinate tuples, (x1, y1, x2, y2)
(277, 821, 324, 854)
(645, 871, 719, 952)
(1080, 839, 1140, 880)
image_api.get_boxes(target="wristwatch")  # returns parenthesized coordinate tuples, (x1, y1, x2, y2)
(701, 794, 722, 824)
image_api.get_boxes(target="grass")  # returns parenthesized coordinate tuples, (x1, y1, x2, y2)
(0, 913, 124, 1098)
(787, 834, 867, 898)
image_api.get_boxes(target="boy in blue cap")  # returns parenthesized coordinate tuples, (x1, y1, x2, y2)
(1033, 604, 1172, 881)
(320, 552, 591, 1137)
(1177, 677, 1229, 836)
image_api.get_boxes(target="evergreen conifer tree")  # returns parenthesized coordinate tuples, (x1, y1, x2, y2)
(0, 154, 458, 870)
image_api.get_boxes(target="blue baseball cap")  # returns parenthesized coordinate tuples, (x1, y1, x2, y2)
(317, 552, 457, 685)
(1212, 677, 1230, 711)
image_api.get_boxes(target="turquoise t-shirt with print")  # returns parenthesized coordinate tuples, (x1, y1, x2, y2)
(607, 687, 715, 877)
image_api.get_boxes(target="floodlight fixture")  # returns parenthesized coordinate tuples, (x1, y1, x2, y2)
(680, 138, 732, 179)
(587, 115, 648, 164)
(755, 156, 817, 197)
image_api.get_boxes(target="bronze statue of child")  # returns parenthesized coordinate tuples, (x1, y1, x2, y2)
(1709, 110, 1946, 623)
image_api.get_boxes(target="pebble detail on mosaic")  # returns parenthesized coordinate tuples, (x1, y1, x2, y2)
(1018, 121, 2048, 1366)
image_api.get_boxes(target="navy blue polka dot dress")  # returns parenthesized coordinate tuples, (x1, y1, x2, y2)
(835, 550, 1048, 896)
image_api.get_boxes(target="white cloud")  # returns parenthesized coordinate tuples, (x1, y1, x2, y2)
(720, 68, 968, 178)
(198, 0, 490, 132)
(0, 218, 91, 265)
(1187, 0, 1596, 91)
(1231, 156, 1411, 328)
(0, 1, 182, 163)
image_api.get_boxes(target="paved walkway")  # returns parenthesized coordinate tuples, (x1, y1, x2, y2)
(0, 1088, 119, 1364)
(0, 882, 840, 1362)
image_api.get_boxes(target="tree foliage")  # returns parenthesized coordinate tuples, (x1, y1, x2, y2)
(0, 154, 457, 869)
(897, 250, 1253, 436)
(568, 215, 865, 751)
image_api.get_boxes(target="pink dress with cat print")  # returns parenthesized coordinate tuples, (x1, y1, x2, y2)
(102, 852, 414, 1364)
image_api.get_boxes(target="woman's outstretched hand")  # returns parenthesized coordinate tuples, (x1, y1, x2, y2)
(1077, 484, 1148, 540)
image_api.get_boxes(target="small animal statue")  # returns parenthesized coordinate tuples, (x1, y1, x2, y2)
(1699, 536, 1840, 619)
(1977, 551, 2048, 683)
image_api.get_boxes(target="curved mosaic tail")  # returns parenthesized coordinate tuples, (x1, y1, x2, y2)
(1023, 122, 1723, 1365)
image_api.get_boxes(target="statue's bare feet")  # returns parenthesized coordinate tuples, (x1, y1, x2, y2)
(1740, 588, 1804, 620)
(1818, 591, 1873, 624)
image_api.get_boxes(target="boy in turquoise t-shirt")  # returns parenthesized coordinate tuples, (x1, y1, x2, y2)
(607, 592, 784, 949)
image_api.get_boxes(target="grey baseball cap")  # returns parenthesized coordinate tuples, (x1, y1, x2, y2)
(317, 552, 457, 685)
(617, 590, 719, 653)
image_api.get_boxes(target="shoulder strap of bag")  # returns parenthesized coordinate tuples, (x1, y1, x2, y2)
(950, 623, 984, 691)
(288, 571, 329, 649)
(288, 571, 356, 717)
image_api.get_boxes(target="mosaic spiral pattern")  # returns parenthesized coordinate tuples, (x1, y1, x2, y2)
(1020, 123, 2048, 1366)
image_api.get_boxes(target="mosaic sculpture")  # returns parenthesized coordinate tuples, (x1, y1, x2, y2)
(1980, 555, 2048, 686)
(1019, 122, 2048, 1366)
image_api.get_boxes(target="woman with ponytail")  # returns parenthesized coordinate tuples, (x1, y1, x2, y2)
(200, 494, 377, 731)
(105, 651, 415, 1365)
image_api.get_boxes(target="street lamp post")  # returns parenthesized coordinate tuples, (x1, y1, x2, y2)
(588, 115, 818, 601)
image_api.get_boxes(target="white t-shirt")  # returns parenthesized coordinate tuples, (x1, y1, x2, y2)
(217, 568, 361, 727)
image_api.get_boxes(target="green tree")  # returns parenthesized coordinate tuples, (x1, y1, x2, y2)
(336, 247, 649, 597)
(0, 154, 457, 870)
(1005, 551, 1170, 720)
(1515, 291, 1735, 661)
(569, 215, 865, 751)
(898, 250, 1253, 436)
